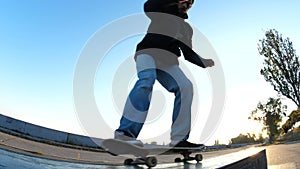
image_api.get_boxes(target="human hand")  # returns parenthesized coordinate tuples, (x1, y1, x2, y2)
(201, 58, 215, 68)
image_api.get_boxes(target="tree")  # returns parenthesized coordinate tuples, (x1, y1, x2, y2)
(214, 140, 220, 146)
(230, 133, 260, 144)
(282, 109, 300, 133)
(249, 97, 287, 143)
(258, 29, 300, 109)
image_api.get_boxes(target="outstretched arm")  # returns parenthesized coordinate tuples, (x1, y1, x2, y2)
(180, 42, 214, 68)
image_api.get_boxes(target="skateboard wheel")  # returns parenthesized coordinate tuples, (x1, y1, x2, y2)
(195, 154, 203, 162)
(145, 156, 157, 167)
(174, 157, 182, 163)
(124, 158, 133, 165)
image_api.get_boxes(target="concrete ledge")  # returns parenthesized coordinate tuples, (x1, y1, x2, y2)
(67, 133, 101, 148)
(0, 115, 26, 134)
(24, 122, 68, 143)
(0, 114, 102, 148)
(217, 149, 267, 169)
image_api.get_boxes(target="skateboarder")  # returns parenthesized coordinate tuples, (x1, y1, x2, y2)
(115, 0, 214, 147)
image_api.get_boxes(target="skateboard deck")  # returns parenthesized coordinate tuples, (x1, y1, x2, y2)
(101, 138, 149, 157)
(101, 139, 157, 167)
(101, 139, 205, 167)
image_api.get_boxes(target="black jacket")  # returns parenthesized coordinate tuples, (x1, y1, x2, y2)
(135, 0, 206, 67)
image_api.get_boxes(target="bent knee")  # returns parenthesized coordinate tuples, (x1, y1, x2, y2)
(135, 74, 156, 90)
(138, 78, 155, 89)
(181, 79, 193, 92)
(136, 69, 156, 88)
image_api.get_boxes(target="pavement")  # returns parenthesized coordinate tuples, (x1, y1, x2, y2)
(266, 142, 300, 169)
(0, 130, 259, 168)
(0, 131, 125, 166)
(1, 130, 300, 168)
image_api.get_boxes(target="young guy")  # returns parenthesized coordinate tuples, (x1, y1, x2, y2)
(115, 0, 214, 147)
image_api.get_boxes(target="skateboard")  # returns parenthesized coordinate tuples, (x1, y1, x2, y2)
(101, 139, 205, 167)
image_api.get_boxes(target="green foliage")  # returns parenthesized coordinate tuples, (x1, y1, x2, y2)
(279, 126, 300, 142)
(258, 29, 300, 109)
(230, 133, 264, 144)
(249, 97, 287, 143)
(282, 109, 300, 133)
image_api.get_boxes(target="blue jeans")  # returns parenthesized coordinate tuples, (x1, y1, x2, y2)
(115, 54, 193, 143)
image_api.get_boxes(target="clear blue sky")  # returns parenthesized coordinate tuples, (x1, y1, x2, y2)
(1, 0, 300, 145)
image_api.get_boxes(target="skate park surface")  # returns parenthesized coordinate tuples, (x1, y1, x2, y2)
(0, 114, 299, 168)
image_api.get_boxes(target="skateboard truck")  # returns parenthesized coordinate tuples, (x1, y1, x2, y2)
(174, 151, 203, 163)
(124, 151, 203, 167)
(124, 156, 158, 168)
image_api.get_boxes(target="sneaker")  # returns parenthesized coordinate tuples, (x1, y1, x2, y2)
(114, 131, 144, 147)
(171, 140, 204, 148)
(120, 139, 143, 147)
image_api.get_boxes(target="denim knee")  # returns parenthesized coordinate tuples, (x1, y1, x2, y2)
(136, 69, 156, 89)
(181, 79, 193, 94)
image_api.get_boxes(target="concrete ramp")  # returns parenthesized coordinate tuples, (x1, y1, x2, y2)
(0, 144, 267, 169)
(217, 149, 267, 169)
